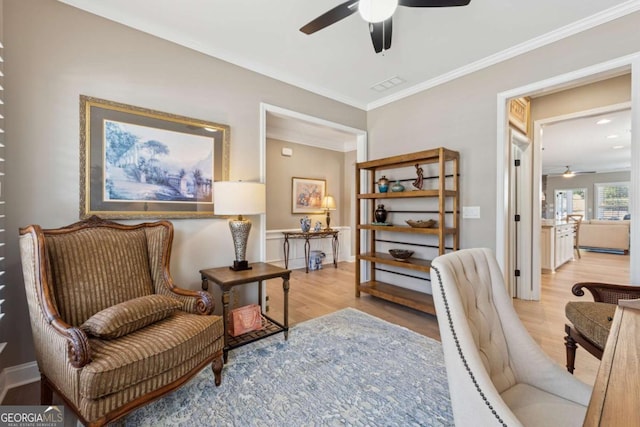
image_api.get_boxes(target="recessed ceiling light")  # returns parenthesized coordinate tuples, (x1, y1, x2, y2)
(606, 134, 619, 139)
(612, 145, 624, 149)
(596, 118, 611, 125)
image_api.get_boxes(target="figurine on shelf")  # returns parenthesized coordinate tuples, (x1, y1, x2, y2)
(412, 163, 424, 190)
(314, 221, 322, 232)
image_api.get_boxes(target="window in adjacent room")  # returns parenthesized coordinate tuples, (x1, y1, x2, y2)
(554, 188, 586, 220)
(595, 182, 630, 220)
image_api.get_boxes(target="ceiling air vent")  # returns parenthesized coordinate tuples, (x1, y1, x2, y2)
(371, 76, 405, 92)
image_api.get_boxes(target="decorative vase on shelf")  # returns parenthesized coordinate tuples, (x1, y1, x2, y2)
(374, 204, 388, 223)
(300, 216, 311, 232)
(391, 181, 405, 192)
(377, 175, 389, 193)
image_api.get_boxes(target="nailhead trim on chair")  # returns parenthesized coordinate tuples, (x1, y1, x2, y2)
(432, 266, 508, 427)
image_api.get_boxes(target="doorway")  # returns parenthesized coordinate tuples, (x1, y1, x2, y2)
(554, 189, 586, 220)
(258, 103, 368, 267)
(497, 55, 640, 298)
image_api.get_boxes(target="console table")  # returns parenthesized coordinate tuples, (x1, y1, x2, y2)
(583, 302, 640, 426)
(200, 263, 291, 362)
(282, 230, 339, 273)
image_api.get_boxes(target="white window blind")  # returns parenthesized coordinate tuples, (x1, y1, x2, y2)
(595, 182, 630, 220)
(0, 39, 5, 355)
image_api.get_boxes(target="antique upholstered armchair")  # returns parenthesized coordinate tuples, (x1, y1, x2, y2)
(431, 248, 591, 426)
(19, 216, 224, 426)
(565, 282, 640, 373)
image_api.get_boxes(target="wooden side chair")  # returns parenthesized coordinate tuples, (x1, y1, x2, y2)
(565, 214, 583, 259)
(565, 281, 640, 373)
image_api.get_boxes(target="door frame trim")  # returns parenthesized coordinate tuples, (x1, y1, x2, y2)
(496, 52, 640, 291)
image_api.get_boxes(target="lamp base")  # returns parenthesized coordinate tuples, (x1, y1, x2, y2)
(230, 260, 252, 271)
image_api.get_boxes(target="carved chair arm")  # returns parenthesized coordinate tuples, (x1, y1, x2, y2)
(168, 286, 215, 315)
(49, 317, 91, 368)
(572, 282, 640, 304)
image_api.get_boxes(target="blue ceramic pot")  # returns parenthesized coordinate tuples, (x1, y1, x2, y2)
(377, 175, 389, 193)
(391, 181, 405, 192)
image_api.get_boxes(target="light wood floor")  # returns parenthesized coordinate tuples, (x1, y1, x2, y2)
(265, 249, 630, 386)
(4, 250, 628, 408)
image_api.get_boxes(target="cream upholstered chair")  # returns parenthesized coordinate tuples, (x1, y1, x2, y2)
(19, 216, 225, 426)
(431, 248, 591, 426)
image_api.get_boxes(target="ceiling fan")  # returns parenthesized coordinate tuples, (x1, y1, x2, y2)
(549, 166, 597, 178)
(300, 0, 472, 54)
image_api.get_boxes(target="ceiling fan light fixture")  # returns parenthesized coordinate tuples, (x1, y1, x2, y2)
(563, 166, 575, 178)
(359, 0, 398, 23)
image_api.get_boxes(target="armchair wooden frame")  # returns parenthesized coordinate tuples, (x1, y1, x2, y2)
(565, 281, 640, 373)
(19, 216, 224, 426)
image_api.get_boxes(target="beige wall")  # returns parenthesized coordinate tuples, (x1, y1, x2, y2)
(366, 11, 640, 250)
(266, 139, 347, 230)
(531, 74, 631, 122)
(1, 0, 365, 368)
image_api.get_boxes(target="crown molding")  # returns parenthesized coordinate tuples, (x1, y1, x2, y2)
(366, 0, 640, 110)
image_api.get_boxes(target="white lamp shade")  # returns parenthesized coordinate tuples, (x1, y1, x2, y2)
(359, 0, 398, 23)
(321, 195, 337, 210)
(214, 181, 266, 215)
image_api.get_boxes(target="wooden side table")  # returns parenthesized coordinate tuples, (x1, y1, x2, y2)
(200, 262, 291, 362)
(282, 230, 339, 273)
(583, 302, 640, 426)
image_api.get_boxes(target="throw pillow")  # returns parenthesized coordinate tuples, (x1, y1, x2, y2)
(81, 294, 182, 339)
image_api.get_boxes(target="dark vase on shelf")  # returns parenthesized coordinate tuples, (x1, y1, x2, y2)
(374, 204, 388, 223)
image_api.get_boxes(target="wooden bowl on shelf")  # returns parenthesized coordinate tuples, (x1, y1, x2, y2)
(406, 219, 436, 228)
(389, 249, 414, 261)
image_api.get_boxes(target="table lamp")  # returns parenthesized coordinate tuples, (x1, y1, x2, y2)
(321, 195, 337, 230)
(214, 181, 266, 271)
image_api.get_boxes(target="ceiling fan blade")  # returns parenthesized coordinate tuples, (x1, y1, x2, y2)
(300, 0, 360, 35)
(369, 18, 392, 54)
(399, 0, 471, 7)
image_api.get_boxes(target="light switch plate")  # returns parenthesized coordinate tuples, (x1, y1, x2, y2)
(463, 206, 480, 219)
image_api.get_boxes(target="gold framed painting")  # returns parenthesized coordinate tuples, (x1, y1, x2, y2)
(292, 177, 326, 214)
(509, 97, 530, 135)
(80, 95, 230, 219)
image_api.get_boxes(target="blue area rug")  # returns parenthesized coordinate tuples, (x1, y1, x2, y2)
(124, 308, 453, 426)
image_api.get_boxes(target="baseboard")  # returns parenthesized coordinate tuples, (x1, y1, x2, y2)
(0, 361, 40, 403)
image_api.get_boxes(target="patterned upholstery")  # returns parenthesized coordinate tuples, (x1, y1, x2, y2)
(565, 302, 615, 349)
(19, 217, 224, 426)
(46, 227, 154, 326)
(81, 295, 182, 339)
(431, 248, 592, 426)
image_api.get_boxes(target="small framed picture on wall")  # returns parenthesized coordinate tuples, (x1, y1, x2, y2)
(292, 177, 326, 214)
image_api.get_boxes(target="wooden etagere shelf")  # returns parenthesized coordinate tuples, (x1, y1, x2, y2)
(355, 147, 459, 315)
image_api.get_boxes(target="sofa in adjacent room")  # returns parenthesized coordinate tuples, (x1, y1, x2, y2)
(579, 220, 630, 253)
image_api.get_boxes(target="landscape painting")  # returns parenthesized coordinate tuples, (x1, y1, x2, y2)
(104, 120, 214, 203)
(80, 96, 230, 219)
